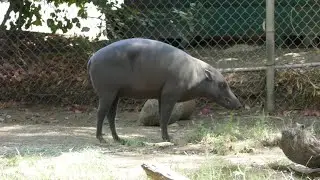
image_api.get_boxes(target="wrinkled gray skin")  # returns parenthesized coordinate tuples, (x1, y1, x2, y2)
(88, 38, 242, 143)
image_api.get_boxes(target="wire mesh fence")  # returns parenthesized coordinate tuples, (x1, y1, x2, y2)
(0, 0, 319, 112)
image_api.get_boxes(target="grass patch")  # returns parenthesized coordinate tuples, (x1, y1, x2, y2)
(187, 162, 284, 180)
(187, 113, 278, 155)
(178, 158, 297, 180)
(120, 138, 147, 147)
(0, 148, 117, 180)
(3, 156, 20, 167)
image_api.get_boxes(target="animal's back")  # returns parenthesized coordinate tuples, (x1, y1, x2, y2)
(89, 38, 189, 68)
(88, 38, 196, 98)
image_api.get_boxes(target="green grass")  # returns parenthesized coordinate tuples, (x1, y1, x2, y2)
(186, 113, 280, 155)
(190, 165, 272, 180)
(120, 138, 147, 147)
(183, 160, 286, 180)
(177, 157, 310, 180)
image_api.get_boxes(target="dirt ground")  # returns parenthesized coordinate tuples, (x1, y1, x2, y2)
(187, 45, 320, 69)
(2, 104, 319, 179)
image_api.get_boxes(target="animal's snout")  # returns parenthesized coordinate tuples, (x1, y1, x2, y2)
(233, 99, 243, 109)
(226, 90, 242, 110)
(226, 96, 242, 110)
(235, 101, 243, 109)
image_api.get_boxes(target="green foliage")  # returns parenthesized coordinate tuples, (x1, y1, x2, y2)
(1, 0, 88, 33)
(93, 2, 206, 41)
(171, 3, 205, 34)
(1, 0, 207, 40)
(93, 1, 143, 40)
(1, 0, 142, 38)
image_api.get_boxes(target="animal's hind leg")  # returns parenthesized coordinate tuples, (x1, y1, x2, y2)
(158, 98, 161, 124)
(96, 92, 117, 143)
(107, 96, 120, 142)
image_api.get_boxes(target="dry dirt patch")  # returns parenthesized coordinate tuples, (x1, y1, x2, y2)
(0, 106, 316, 179)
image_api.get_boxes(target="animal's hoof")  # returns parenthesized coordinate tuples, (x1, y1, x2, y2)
(113, 135, 121, 142)
(97, 136, 107, 144)
(162, 135, 171, 142)
(119, 139, 127, 145)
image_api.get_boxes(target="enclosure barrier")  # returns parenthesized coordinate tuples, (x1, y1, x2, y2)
(0, 0, 319, 112)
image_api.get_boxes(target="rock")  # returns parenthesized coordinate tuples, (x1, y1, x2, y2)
(279, 123, 320, 168)
(138, 99, 196, 126)
(169, 123, 180, 127)
(34, 113, 41, 117)
(0, 117, 4, 122)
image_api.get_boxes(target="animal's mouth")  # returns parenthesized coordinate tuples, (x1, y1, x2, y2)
(223, 97, 242, 110)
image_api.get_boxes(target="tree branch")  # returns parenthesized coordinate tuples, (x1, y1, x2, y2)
(0, 1, 12, 30)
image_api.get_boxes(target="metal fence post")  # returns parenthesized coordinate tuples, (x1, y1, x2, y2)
(266, 0, 275, 112)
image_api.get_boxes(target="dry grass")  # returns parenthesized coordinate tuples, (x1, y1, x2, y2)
(0, 149, 116, 180)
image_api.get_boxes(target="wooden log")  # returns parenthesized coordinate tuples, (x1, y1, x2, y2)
(289, 164, 320, 177)
(141, 163, 190, 180)
(279, 123, 320, 169)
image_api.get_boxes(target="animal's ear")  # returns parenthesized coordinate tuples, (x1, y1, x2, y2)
(204, 69, 213, 81)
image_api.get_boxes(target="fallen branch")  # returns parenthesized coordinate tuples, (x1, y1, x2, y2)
(143, 142, 175, 147)
(270, 163, 320, 178)
(141, 163, 190, 180)
(288, 164, 320, 177)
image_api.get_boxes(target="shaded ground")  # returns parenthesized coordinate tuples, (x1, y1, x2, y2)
(1, 105, 319, 179)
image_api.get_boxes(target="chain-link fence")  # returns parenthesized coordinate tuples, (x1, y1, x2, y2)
(0, 0, 319, 112)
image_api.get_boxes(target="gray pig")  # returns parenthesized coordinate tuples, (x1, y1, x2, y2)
(87, 38, 242, 143)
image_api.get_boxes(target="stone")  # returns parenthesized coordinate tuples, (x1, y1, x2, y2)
(279, 123, 320, 168)
(138, 99, 196, 126)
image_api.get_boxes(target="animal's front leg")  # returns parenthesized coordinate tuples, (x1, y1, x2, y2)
(159, 86, 181, 142)
(159, 102, 175, 141)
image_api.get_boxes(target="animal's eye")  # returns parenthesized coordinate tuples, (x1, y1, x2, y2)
(205, 76, 212, 81)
